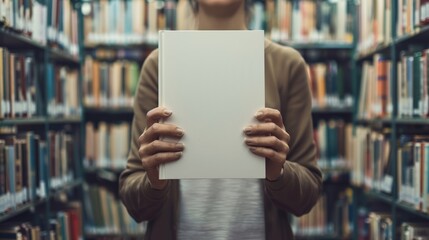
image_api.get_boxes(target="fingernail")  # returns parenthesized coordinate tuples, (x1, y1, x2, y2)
(244, 138, 252, 144)
(249, 147, 257, 152)
(176, 152, 183, 157)
(176, 143, 185, 149)
(164, 109, 172, 115)
(176, 128, 184, 136)
(244, 127, 252, 134)
(255, 111, 263, 118)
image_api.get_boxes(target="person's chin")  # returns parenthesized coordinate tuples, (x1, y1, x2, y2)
(199, 0, 243, 18)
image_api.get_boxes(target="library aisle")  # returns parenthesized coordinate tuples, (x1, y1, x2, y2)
(0, 0, 429, 240)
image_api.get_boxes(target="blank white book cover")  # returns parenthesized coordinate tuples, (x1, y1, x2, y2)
(158, 30, 265, 179)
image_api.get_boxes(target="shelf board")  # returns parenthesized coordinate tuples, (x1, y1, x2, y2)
(0, 180, 82, 223)
(312, 107, 353, 114)
(0, 28, 45, 50)
(355, 43, 391, 62)
(395, 201, 429, 220)
(0, 198, 46, 223)
(395, 118, 429, 125)
(47, 116, 82, 124)
(50, 179, 83, 196)
(278, 41, 353, 61)
(0, 116, 82, 125)
(279, 41, 353, 50)
(84, 106, 133, 115)
(0, 117, 47, 125)
(395, 25, 429, 47)
(49, 48, 80, 66)
(356, 118, 392, 127)
(365, 190, 394, 204)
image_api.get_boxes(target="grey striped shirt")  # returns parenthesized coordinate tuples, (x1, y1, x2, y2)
(178, 179, 265, 240)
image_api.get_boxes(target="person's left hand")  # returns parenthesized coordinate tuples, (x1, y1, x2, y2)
(244, 108, 290, 181)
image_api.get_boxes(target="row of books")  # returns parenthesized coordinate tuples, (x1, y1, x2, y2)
(361, 210, 429, 240)
(46, 64, 80, 117)
(397, 135, 429, 212)
(401, 221, 429, 240)
(84, 119, 354, 171)
(84, 120, 352, 172)
(0, 49, 81, 119)
(0, 48, 38, 119)
(83, 0, 187, 45)
(83, 57, 140, 108)
(358, 48, 429, 119)
(307, 61, 353, 109)
(85, 48, 148, 62)
(0, 201, 82, 240)
(47, 0, 80, 56)
(0, 129, 77, 214)
(291, 188, 353, 237)
(358, 0, 429, 51)
(314, 120, 352, 170)
(397, 0, 429, 38)
(357, 0, 392, 54)
(0, 0, 47, 45)
(85, 122, 130, 169)
(47, 131, 76, 190)
(0, 130, 47, 213)
(83, 0, 354, 45)
(83, 59, 356, 110)
(365, 211, 393, 240)
(358, 55, 393, 119)
(351, 127, 393, 193)
(83, 184, 146, 235)
(267, 0, 354, 43)
(398, 48, 429, 118)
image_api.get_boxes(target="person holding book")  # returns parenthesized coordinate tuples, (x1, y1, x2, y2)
(119, 0, 322, 239)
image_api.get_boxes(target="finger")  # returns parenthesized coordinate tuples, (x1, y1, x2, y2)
(140, 140, 185, 157)
(244, 122, 289, 142)
(141, 152, 183, 170)
(146, 168, 167, 189)
(255, 108, 284, 128)
(139, 123, 184, 143)
(146, 107, 173, 128)
(244, 136, 289, 152)
(248, 147, 286, 166)
(146, 168, 160, 184)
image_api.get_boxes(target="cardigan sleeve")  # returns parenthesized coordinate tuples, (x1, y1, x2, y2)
(118, 50, 171, 222)
(264, 48, 322, 217)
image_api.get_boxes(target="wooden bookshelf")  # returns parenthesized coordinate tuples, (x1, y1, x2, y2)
(395, 25, 429, 48)
(0, 199, 46, 223)
(0, 28, 45, 50)
(355, 44, 391, 62)
(352, 0, 429, 239)
(50, 48, 81, 67)
(0, 1, 85, 239)
(365, 190, 394, 204)
(395, 202, 429, 221)
(0, 117, 47, 125)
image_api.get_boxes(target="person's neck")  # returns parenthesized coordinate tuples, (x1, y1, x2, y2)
(196, 5, 247, 30)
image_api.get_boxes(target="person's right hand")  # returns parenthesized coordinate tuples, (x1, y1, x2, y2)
(138, 107, 185, 190)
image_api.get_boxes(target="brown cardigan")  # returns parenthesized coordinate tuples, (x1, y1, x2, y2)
(119, 39, 322, 240)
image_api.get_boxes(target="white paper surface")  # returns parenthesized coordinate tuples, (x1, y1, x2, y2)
(158, 30, 265, 179)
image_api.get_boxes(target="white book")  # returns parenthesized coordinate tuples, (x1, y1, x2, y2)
(158, 30, 265, 179)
